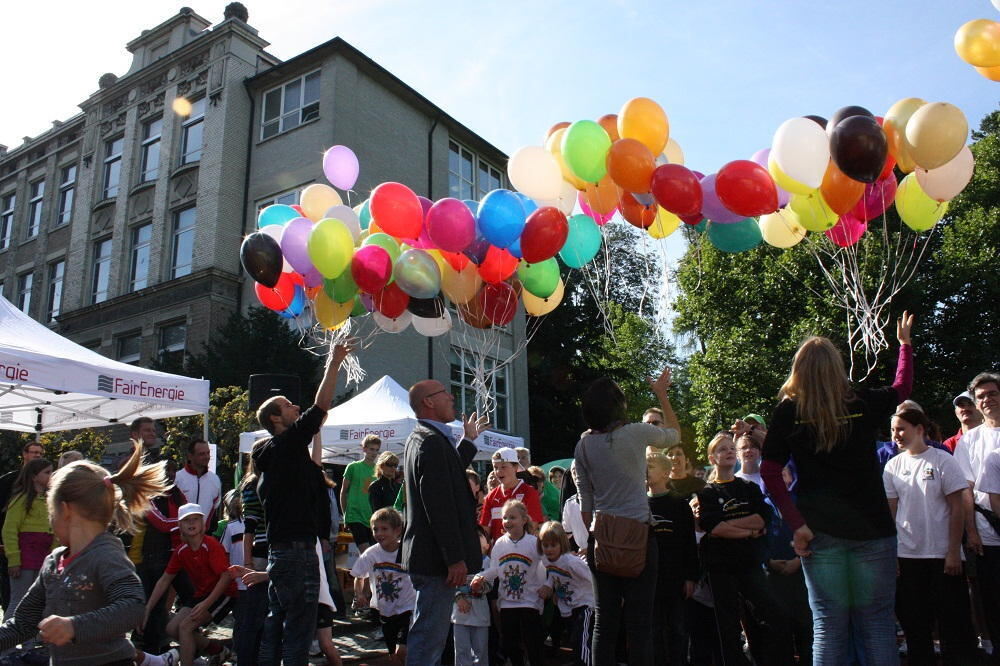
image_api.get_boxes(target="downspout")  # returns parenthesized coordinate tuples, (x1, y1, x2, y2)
(426, 112, 441, 380)
(238, 79, 257, 317)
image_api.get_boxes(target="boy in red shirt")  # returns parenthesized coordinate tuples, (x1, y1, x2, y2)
(145, 503, 234, 665)
(479, 447, 544, 540)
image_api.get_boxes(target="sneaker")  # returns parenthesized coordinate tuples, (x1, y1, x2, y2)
(310, 640, 322, 656)
(208, 646, 232, 666)
(160, 648, 180, 666)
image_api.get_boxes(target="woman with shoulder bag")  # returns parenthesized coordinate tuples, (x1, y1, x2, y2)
(574, 367, 680, 666)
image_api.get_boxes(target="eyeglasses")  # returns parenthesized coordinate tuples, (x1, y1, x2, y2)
(384, 462, 398, 468)
(647, 420, 663, 426)
(424, 389, 450, 400)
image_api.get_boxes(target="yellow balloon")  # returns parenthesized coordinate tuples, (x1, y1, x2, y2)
(883, 97, 926, 174)
(300, 184, 343, 222)
(905, 102, 969, 171)
(975, 63, 1000, 81)
(768, 156, 816, 195)
(955, 19, 1000, 67)
(790, 192, 838, 231)
(523, 278, 564, 316)
(425, 249, 450, 275)
(545, 128, 588, 191)
(663, 138, 685, 165)
(441, 262, 482, 305)
(759, 208, 807, 248)
(314, 290, 353, 329)
(895, 174, 949, 232)
(649, 208, 680, 239)
(618, 97, 670, 155)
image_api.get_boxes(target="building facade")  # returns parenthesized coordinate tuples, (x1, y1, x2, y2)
(0, 4, 530, 442)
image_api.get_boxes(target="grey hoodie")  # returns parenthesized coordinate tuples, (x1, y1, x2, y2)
(0, 531, 145, 664)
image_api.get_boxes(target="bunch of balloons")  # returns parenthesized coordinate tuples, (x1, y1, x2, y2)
(955, 2, 1000, 81)
(240, 145, 606, 335)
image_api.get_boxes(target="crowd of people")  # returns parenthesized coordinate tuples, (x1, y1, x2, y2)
(2, 313, 1000, 665)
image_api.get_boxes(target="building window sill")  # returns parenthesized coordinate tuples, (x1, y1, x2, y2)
(170, 161, 200, 179)
(256, 116, 320, 146)
(129, 180, 157, 196)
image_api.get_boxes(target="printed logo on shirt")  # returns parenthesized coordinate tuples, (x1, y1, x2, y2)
(922, 466, 936, 481)
(499, 552, 533, 600)
(373, 562, 406, 602)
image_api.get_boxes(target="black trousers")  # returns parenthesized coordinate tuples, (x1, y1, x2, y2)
(898, 557, 980, 665)
(653, 578, 689, 665)
(707, 566, 794, 666)
(500, 606, 544, 666)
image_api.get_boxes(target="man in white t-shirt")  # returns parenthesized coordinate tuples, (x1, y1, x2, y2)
(953, 371, 1000, 655)
(174, 438, 222, 531)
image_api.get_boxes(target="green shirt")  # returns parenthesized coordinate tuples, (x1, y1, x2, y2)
(542, 481, 561, 521)
(344, 460, 376, 525)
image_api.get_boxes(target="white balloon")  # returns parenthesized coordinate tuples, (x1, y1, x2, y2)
(915, 145, 974, 203)
(994, 0, 1000, 12)
(759, 208, 807, 248)
(258, 223, 293, 273)
(412, 310, 453, 336)
(772, 117, 830, 189)
(507, 146, 564, 202)
(324, 204, 362, 243)
(373, 310, 412, 333)
(663, 138, 685, 165)
(538, 178, 578, 216)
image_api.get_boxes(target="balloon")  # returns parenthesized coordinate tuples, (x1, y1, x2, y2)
(303, 218, 353, 278)
(370, 182, 423, 239)
(358, 199, 372, 230)
(648, 208, 680, 239)
(768, 156, 815, 196)
(351, 296, 369, 317)
(240, 232, 284, 287)
(546, 121, 571, 141)
(439, 249, 470, 272)
(517, 258, 560, 299)
(699, 174, 745, 223)
(362, 232, 402, 265)
(915, 146, 974, 202)
(323, 204, 362, 242)
(819, 161, 866, 215)
(393, 248, 441, 299)
(407, 295, 446, 318)
(596, 114, 621, 142)
(561, 120, 612, 183)
(441, 262, 482, 304)
(276, 285, 306, 318)
(351, 245, 393, 293)
(975, 64, 1000, 81)
(827, 106, 874, 134)
(803, 115, 828, 129)
(323, 267, 358, 303)
(905, 103, 969, 170)
(299, 184, 343, 222)
(883, 98, 926, 174)
(457, 289, 493, 329)
(426, 198, 476, 252)
(790, 192, 838, 231)
(322, 145, 360, 190)
(618, 97, 669, 155)
(279, 217, 315, 275)
(463, 235, 491, 264)
(606, 138, 656, 193)
(750, 149, 791, 207)
(771, 117, 830, 190)
(559, 214, 602, 268)
(301, 266, 323, 289)
(537, 178, 578, 217)
(681, 213, 704, 226)
(758, 208, 807, 248)
(620, 192, 657, 228)
(373, 310, 412, 333)
(715, 160, 779, 217)
(478, 190, 526, 248)
(849, 173, 899, 222)
(829, 116, 888, 184)
(825, 213, 867, 247)
(258, 204, 299, 229)
(545, 128, 588, 190)
(507, 146, 564, 201)
(650, 164, 702, 216)
(895, 174, 949, 232)
(707, 219, 762, 253)
(412, 310, 453, 337)
(662, 138, 685, 165)
(582, 174, 620, 218)
(480, 282, 518, 326)
(373, 283, 410, 319)
(314, 289, 353, 329)
(523, 278, 564, 316)
(478, 246, 519, 284)
(955, 19, 1000, 66)
(254, 271, 298, 311)
(258, 223, 294, 273)
(520, 207, 569, 263)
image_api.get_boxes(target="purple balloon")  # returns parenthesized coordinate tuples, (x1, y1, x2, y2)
(408, 196, 435, 249)
(850, 173, 898, 221)
(322, 145, 360, 191)
(699, 174, 745, 224)
(691, 170, 706, 181)
(749, 149, 790, 207)
(427, 198, 477, 252)
(280, 217, 316, 274)
(302, 265, 324, 288)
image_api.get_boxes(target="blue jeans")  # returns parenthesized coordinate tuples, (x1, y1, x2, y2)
(407, 573, 454, 665)
(233, 580, 269, 666)
(800, 532, 897, 666)
(259, 542, 320, 666)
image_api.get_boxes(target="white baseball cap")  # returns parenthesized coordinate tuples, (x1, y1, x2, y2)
(178, 503, 205, 521)
(494, 447, 524, 469)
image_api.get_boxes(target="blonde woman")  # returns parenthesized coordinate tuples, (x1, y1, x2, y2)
(760, 312, 914, 666)
(368, 451, 402, 513)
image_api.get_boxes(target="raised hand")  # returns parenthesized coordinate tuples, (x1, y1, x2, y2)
(463, 411, 490, 441)
(648, 367, 673, 395)
(896, 311, 914, 345)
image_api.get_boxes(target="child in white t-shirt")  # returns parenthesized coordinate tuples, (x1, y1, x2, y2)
(537, 521, 594, 666)
(452, 526, 493, 666)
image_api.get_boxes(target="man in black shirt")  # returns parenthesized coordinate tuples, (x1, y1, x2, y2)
(252, 341, 351, 665)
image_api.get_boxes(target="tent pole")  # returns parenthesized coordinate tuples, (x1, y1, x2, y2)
(202, 412, 209, 443)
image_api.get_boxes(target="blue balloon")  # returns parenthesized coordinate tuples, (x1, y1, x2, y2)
(463, 236, 491, 264)
(558, 214, 602, 268)
(514, 192, 538, 216)
(279, 285, 306, 318)
(258, 204, 300, 228)
(507, 238, 523, 259)
(707, 219, 762, 252)
(478, 190, 526, 249)
(462, 199, 480, 214)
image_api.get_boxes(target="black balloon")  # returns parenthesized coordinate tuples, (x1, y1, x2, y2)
(407, 295, 446, 318)
(240, 232, 283, 288)
(830, 116, 888, 184)
(827, 106, 874, 135)
(803, 114, 828, 129)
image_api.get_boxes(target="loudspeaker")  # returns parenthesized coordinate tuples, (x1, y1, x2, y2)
(248, 374, 301, 412)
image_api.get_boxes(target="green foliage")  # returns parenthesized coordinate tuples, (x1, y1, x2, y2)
(0, 429, 110, 476)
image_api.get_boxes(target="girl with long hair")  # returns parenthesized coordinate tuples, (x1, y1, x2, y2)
(368, 451, 402, 514)
(761, 312, 914, 665)
(2, 457, 55, 623)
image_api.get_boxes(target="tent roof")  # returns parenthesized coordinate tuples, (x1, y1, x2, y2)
(324, 375, 414, 425)
(0, 296, 210, 432)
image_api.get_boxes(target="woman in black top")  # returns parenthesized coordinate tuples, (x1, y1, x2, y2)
(368, 451, 401, 513)
(665, 443, 706, 499)
(696, 434, 793, 666)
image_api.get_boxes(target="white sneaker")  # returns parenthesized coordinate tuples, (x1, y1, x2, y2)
(310, 639, 322, 656)
(159, 648, 180, 666)
(983, 638, 994, 655)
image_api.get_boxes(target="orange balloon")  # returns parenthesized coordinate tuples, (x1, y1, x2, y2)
(546, 128, 588, 191)
(305, 285, 322, 300)
(619, 193, 657, 228)
(597, 114, 621, 142)
(584, 174, 622, 215)
(457, 288, 493, 329)
(617, 98, 669, 155)
(820, 161, 865, 215)
(606, 138, 656, 193)
(883, 98, 925, 174)
(976, 64, 1000, 81)
(545, 121, 570, 142)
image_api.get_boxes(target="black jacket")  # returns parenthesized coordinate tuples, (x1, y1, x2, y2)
(402, 421, 482, 577)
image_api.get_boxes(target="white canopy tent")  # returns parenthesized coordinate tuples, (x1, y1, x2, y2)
(239, 375, 521, 464)
(0, 296, 210, 434)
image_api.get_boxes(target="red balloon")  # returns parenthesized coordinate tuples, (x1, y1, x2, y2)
(290, 204, 306, 217)
(874, 116, 897, 181)
(478, 246, 518, 284)
(255, 272, 297, 311)
(439, 250, 471, 271)
(369, 182, 423, 240)
(351, 245, 393, 294)
(715, 160, 778, 217)
(520, 207, 569, 263)
(680, 213, 704, 225)
(619, 193, 657, 228)
(458, 288, 492, 329)
(373, 283, 410, 319)
(480, 282, 517, 326)
(650, 164, 703, 217)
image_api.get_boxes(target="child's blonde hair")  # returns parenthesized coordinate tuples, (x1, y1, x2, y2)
(371, 506, 403, 531)
(706, 433, 734, 483)
(501, 499, 533, 534)
(48, 441, 168, 534)
(375, 451, 399, 478)
(537, 521, 570, 556)
(646, 451, 670, 472)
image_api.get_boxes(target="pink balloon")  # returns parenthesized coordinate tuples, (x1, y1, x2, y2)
(427, 198, 477, 252)
(577, 192, 615, 226)
(826, 213, 867, 247)
(351, 245, 393, 293)
(849, 173, 898, 222)
(322, 145, 360, 190)
(408, 196, 435, 249)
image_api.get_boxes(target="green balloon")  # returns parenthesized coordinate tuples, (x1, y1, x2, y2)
(517, 258, 560, 299)
(691, 219, 707, 234)
(561, 120, 611, 183)
(350, 295, 368, 317)
(362, 232, 401, 264)
(307, 218, 354, 278)
(359, 199, 372, 230)
(707, 219, 762, 252)
(324, 268, 358, 303)
(559, 214, 603, 269)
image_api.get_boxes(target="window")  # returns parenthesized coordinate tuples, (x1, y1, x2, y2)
(171, 207, 196, 278)
(0, 193, 14, 250)
(116, 332, 141, 364)
(47, 260, 64, 322)
(16, 272, 33, 314)
(140, 117, 162, 182)
(477, 161, 503, 201)
(27, 180, 44, 237)
(261, 70, 320, 139)
(448, 141, 504, 202)
(256, 188, 301, 213)
(180, 98, 205, 165)
(129, 223, 152, 291)
(92, 238, 112, 304)
(57, 165, 75, 226)
(103, 137, 123, 199)
(158, 322, 186, 367)
(449, 348, 510, 432)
